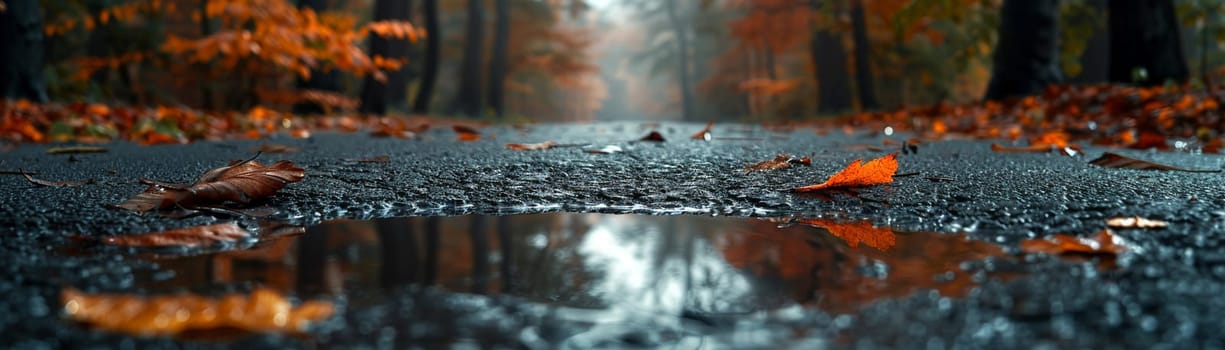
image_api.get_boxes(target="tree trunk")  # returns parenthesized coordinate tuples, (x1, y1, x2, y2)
(199, 0, 215, 110)
(451, 0, 485, 117)
(1070, 0, 1108, 84)
(984, 0, 1062, 100)
(487, 0, 510, 119)
(0, 0, 49, 102)
(665, 0, 695, 121)
(810, 0, 852, 113)
(412, 0, 441, 114)
(293, 0, 341, 115)
(849, 0, 876, 110)
(360, 0, 414, 115)
(1108, 0, 1188, 86)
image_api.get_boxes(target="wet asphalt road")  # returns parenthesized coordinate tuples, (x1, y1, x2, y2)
(4, 121, 1225, 348)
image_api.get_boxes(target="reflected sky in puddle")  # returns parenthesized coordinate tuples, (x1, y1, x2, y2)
(142, 213, 1007, 319)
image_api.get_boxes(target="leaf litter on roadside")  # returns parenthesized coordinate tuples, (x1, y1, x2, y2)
(794, 152, 899, 192)
(115, 154, 305, 213)
(1089, 152, 1221, 172)
(62, 287, 334, 336)
(452, 125, 481, 141)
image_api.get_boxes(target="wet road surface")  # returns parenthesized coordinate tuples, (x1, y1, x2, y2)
(3, 122, 1225, 348)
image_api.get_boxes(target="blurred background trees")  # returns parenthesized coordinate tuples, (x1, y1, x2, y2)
(7, 0, 1225, 122)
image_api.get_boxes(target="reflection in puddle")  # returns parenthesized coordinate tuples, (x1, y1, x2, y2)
(143, 213, 1006, 318)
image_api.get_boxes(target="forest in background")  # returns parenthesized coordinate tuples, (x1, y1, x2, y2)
(7, 0, 1225, 123)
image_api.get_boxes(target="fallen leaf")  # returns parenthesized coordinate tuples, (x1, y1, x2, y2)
(990, 143, 1082, 155)
(1020, 230, 1127, 256)
(100, 222, 251, 247)
(250, 143, 301, 153)
(746, 154, 811, 172)
(586, 145, 623, 154)
(796, 218, 897, 251)
(22, 170, 93, 187)
(1105, 216, 1168, 229)
(691, 122, 713, 141)
(343, 155, 390, 163)
(62, 287, 334, 335)
(115, 156, 305, 212)
(639, 131, 666, 142)
(452, 125, 481, 141)
(505, 141, 556, 151)
(794, 152, 899, 192)
(47, 146, 107, 154)
(1089, 152, 1221, 172)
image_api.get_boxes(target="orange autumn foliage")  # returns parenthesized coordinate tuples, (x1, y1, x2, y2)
(794, 152, 899, 192)
(62, 287, 334, 335)
(160, 0, 418, 82)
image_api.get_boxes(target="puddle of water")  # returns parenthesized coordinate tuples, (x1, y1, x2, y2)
(140, 213, 1006, 317)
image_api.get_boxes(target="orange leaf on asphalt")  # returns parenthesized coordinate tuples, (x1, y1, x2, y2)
(505, 141, 556, 151)
(100, 222, 251, 247)
(691, 122, 713, 140)
(62, 287, 334, 335)
(1020, 230, 1127, 256)
(796, 218, 897, 251)
(452, 125, 481, 141)
(793, 152, 899, 192)
(639, 131, 666, 142)
(115, 156, 305, 212)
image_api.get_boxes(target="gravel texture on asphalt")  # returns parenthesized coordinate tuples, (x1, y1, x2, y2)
(3, 122, 1225, 348)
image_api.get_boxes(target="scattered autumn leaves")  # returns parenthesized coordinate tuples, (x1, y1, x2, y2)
(794, 153, 899, 192)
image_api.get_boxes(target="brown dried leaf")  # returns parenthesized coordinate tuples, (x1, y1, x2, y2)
(343, 155, 390, 163)
(62, 287, 334, 335)
(1105, 216, 1168, 229)
(100, 222, 251, 247)
(250, 143, 301, 153)
(746, 154, 811, 172)
(115, 158, 305, 212)
(639, 131, 666, 142)
(47, 146, 108, 154)
(1089, 152, 1221, 172)
(22, 170, 93, 187)
(505, 141, 557, 151)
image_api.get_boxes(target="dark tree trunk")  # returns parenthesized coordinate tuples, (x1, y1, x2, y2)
(468, 216, 489, 294)
(487, 0, 510, 118)
(849, 0, 877, 110)
(451, 0, 485, 117)
(1070, 0, 1108, 84)
(1108, 0, 1188, 86)
(293, 0, 341, 115)
(296, 225, 329, 296)
(360, 0, 414, 115)
(199, 0, 215, 110)
(0, 0, 49, 102)
(810, 0, 852, 113)
(665, 0, 695, 121)
(412, 0, 441, 114)
(984, 0, 1062, 100)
